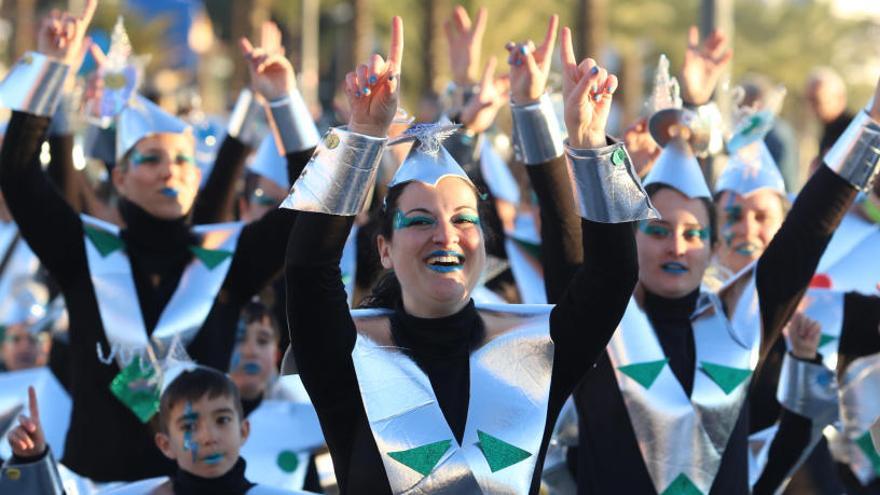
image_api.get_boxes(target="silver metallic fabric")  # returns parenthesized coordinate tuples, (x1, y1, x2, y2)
(821, 224, 880, 297)
(350, 304, 554, 494)
(266, 89, 321, 154)
(0, 222, 40, 326)
(226, 88, 265, 148)
(0, 52, 69, 117)
(504, 216, 547, 304)
(715, 141, 786, 196)
(836, 353, 880, 485)
(81, 215, 243, 368)
(385, 122, 477, 192)
(648, 106, 718, 158)
(566, 140, 658, 223)
(872, 418, 880, 454)
(116, 94, 191, 161)
(510, 94, 565, 165)
(777, 353, 839, 422)
(801, 289, 845, 371)
(607, 272, 761, 495)
(281, 128, 386, 216)
(643, 137, 713, 199)
(823, 108, 880, 191)
(0, 368, 71, 461)
(0, 448, 65, 495)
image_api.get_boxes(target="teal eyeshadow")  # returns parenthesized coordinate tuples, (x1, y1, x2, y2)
(454, 213, 481, 226)
(393, 210, 436, 230)
(639, 221, 670, 237)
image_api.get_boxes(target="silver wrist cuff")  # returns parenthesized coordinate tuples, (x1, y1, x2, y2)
(511, 93, 565, 165)
(280, 127, 386, 215)
(0, 448, 65, 495)
(48, 93, 75, 136)
(226, 88, 264, 147)
(266, 89, 321, 154)
(0, 52, 69, 117)
(871, 418, 880, 453)
(823, 108, 880, 190)
(566, 139, 659, 223)
(777, 353, 839, 423)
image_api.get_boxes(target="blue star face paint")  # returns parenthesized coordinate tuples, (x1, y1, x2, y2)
(182, 401, 199, 463)
(425, 250, 465, 273)
(229, 350, 241, 371)
(202, 453, 225, 465)
(393, 210, 436, 230)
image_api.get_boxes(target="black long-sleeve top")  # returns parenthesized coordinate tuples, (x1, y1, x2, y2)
(0, 112, 313, 482)
(190, 135, 253, 224)
(285, 152, 639, 494)
(530, 161, 857, 494)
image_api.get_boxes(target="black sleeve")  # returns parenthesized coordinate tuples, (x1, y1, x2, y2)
(525, 155, 583, 304)
(838, 292, 880, 360)
(751, 409, 815, 495)
(285, 210, 362, 460)
(0, 112, 85, 287)
(190, 135, 253, 224)
(45, 134, 83, 212)
(755, 165, 857, 354)
(222, 147, 314, 302)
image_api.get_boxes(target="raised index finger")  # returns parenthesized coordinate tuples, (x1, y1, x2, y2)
(79, 0, 97, 26)
(538, 15, 559, 56)
(28, 386, 40, 426)
(560, 27, 577, 69)
(387, 16, 404, 76)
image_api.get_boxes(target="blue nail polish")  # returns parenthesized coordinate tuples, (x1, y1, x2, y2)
(355, 90, 361, 97)
(515, 59, 522, 66)
(362, 87, 371, 96)
(369, 75, 378, 85)
(593, 93, 602, 102)
(519, 46, 528, 55)
(591, 66, 599, 75)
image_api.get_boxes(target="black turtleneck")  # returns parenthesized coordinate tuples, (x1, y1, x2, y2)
(285, 152, 639, 494)
(531, 153, 857, 494)
(0, 111, 314, 482)
(173, 458, 254, 495)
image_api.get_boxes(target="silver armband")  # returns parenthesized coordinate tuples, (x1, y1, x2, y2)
(280, 128, 386, 215)
(48, 93, 75, 136)
(266, 89, 321, 154)
(0, 52, 69, 117)
(510, 93, 565, 165)
(823, 107, 880, 190)
(871, 418, 880, 453)
(566, 139, 658, 223)
(777, 353, 839, 423)
(0, 448, 65, 495)
(226, 88, 264, 147)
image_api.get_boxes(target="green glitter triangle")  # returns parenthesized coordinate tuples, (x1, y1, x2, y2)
(189, 246, 233, 270)
(476, 430, 532, 473)
(818, 334, 838, 348)
(618, 359, 669, 390)
(856, 431, 880, 476)
(661, 473, 704, 495)
(109, 356, 160, 423)
(512, 238, 542, 260)
(700, 361, 752, 395)
(84, 225, 124, 257)
(276, 450, 300, 473)
(387, 439, 452, 476)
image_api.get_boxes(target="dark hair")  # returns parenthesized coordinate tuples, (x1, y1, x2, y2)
(158, 367, 243, 433)
(240, 300, 281, 342)
(358, 181, 490, 309)
(645, 183, 718, 247)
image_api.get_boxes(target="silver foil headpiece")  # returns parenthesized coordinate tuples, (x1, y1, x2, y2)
(250, 135, 289, 190)
(386, 122, 476, 191)
(85, 17, 145, 127)
(715, 140, 786, 196)
(643, 137, 712, 199)
(116, 94, 192, 162)
(645, 54, 682, 116)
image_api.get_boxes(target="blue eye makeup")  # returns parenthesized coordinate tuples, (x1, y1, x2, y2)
(393, 210, 436, 230)
(683, 228, 711, 241)
(129, 150, 161, 166)
(175, 154, 196, 166)
(452, 213, 481, 226)
(639, 221, 671, 238)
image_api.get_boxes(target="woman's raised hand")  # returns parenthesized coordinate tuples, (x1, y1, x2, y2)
(240, 22, 294, 101)
(506, 15, 558, 105)
(346, 16, 404, 138)
(444, 6, 487, 86)
(680, 26, 732, 106)
(460, 57, 510, 134)
(8, 387, 46, 459)
(37, 0, 97, 66)
(560, 27, 617, 149)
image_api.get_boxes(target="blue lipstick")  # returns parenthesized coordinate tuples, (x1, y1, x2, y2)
(425, 250, 465, 273)
(161, 187, 179, 198)
(202, 453, 225, 465)
(242, 362, 262, 375)
(661, 262, 688, 275)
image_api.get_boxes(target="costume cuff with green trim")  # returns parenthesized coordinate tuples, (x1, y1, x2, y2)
(280, 128, 386, 215)
(566, 138, 658, 223)
(776, 352, 839, 423)
(226, 88, 264, 148)
(823, 107, 880, 190)
(266, 89, 321, 154)
(510, 93, 564, 165)
(871, 417, 880, 453)
(0, 52, 69, 117)
(0, 448, 65, 495)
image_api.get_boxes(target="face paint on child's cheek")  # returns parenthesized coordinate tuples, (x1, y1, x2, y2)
(229, 350, 241, 371)
(182, 401, 199, 463)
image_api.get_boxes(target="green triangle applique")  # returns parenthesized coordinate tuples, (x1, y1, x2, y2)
(109, 356, 160, 423)
(476, 430, 532, 473)
(855, 431, 880, 476)
(818, 334, 838, 348)
(661, 473, 704, 495)
(618, 358, 669, 390)
(84, 225, 125, 257)
(189, 246, 233, 270)
(700, 361, 752, 395)
(387, 439, 452, 476)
